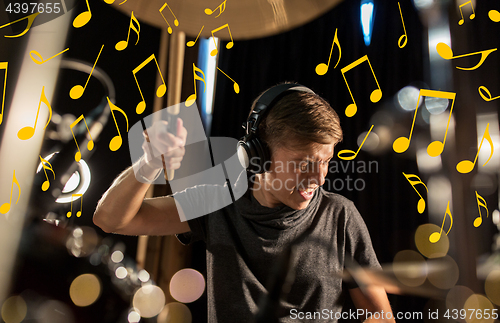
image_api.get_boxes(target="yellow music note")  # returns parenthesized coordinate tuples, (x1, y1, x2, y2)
(337, 125, 374, 160)
(398, 2, 407, 48)
(71, 115, 94, 162)
(132, 54, 167, 114)
(217, 67, 239, 94)
(186, 63, 206, 107)
(205, 0, 226, 18)
(429, 201, 453, 243)
(0, 170, 21, 214)
(393, 89, 456, 157)
(0, 12, 40, 38)
(316, 28, 341, 75)
(210, 24, 234, 56)
(474, 191, 488, 227)
(17, 86, 52, 140)
(489, 10, 500, 22)
(187, 26, 204, 47)
(478, 86, 500, 102)
(67, 194, 83, 218)
(159, 2, 179, 34)
(456, 123, 494, 173)
(39, 155, 55, 191)
(0, 62, 7, 125)
(458, 1, 475, 25)
(436, 42, 496, 71)
(116, 12, 140, 51)
(341, 55, 382, 117)
(104, 0, 128, 4)
(70, 45, 103, 100)
(107, 97, 129, 151)
(402, 172, 428, 214)
(73, 0, 91, 28)
(30, 48, 69, 65)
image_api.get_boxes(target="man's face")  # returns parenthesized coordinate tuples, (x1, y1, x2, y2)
(252, 142, 335, 210)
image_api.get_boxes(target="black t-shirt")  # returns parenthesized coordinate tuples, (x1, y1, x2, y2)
(175, 186, 381, 322)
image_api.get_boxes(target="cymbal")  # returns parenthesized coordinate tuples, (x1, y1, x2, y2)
(111, 0, 343, 40)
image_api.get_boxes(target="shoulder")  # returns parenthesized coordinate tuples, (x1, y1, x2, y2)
(317, 188, 357, 214)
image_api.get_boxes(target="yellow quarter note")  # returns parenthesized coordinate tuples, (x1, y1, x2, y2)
(436, 42, 496, 71)
(186, 63, 206, 107)
(116, 12, 140, 51)
(458, 1, 475, 25)
(67, 194, 83, 218)
(159, 2, 179, 34)
(210, 24, 234, 56)
(187, 26, 204, 47)
(106, 97, 129, 151)
(217, 67, 239, 94)
(71, 115, 94, 162)
(0, 12, 40, 38)
(17, 86, 52, 140)
(398, 2, 407, 48)
(0, 170, 21, 214)
(489, 10, 500, 22)
(456, 123, 494, 173)
(402, 172, 428, 214)
(393, 89, 456, 157)
(337, 125, 374, 160)
(70, 45, 104, 100)
(474, 191, 488, 227)
(205, 0, 227, 18)
(316, 28, 341, 75)
(478, 86, 500, 102)
(132, 54, 167, 114)
(39, 155, 55, 192)
(429, 201, 453, 243)
(0, 62, 7, 125)
(73, 0, 91, 28)
(30, 48, 69, 65)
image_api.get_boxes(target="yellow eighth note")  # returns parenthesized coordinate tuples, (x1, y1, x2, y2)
(132, 54, 167, 114)
(217, 67, 239, 94)
(393, 89, 456, 157)
(489, 10, 500, 22)
(70, 115, 94, 162)
(0, 12, 40, 38)
(474, 191, 488, 227)
(402, 172, 428, 214)
(159, 2, 179, 34)
(458, 0, 475, 25)
(436, 42, 497, 71)
(315, 28, 341, 76)
(0, 62, 7, 125)
(210, 24, 234, 56)
(478, 85, 500, 102)
(429, 201, 453, 243)
(397, 2, 407, 48)
(18, 86, 52, 140)
(0, 170, 21, 215)
(337, 125, 374, 160)
(341, 55, 382, 117)
(104, 0, 128, 4)
(73, 0, 91, 28)
(205, 0, 227, 18)
(186, 63, 206, 107)
(116, 12, 140, 51)
(67, 194, 83, 218)
(187, 26, 204, 47)
(70, 44, 104, 100)
(39, 155, 55, 192)
(30, 48, 69, 65)
(106, 97, 129, 151)
(456, 123, 494, 173)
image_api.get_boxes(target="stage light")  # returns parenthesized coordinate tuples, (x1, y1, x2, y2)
(360, 0, 375, 46)
(111, 250, 125, 263)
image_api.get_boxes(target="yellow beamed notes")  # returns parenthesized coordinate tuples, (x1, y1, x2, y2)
(402, 172, 428, 214)
(70, 45, 104, 100)
(316, 28, 341, 75)
(67, 194, 83, 218)
(341, 55, 382, 117)
(106, 97, 129, 151)
(478, 86, 500, 102)
(18, 86, 52, 140)
(436, 42, 497, 71)
(116, 12, 140, 51)
(159, 2, 179, 34)
(39, 155, 55, 192)
(474, 191, 488, 227)
(0, 12, 40, 38)
(397, 2, 407, 48)
(73, 0, 91, 28)
(186, 63, 206, 107)
(456, 123, 494, 173)
(210, 24, 234, 56)
(133, 54, 167, 114)
(70, 115, 94, 162)
(0, 62, 7, 125)
(458, 0, 475, 25)
(429, 201, 453, 243)
(393, 89, 456, 157)
(337, 125, 374, 160)
(205, 0, 227, 18)
(0, 170, 21, 214)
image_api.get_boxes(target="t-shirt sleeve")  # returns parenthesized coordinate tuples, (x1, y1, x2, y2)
(171, 186, 209, 244)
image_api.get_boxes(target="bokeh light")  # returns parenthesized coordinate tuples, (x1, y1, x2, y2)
(1, 295, 27, 323)
(169, 268, 206, 303)
(425, 96, 449, 115)
(415, 223, 449, 258)
(157, 302, 192, 323)
(115, 266, 128, 279)
(393, 250, 427, 287)
(484, 270, 500, 306)
(69, 273, 102, 307)
(427, 255, 459, 289)
(111, 250, 125, 263)
(464, 294, 494, 323)
(128, 309, 141, 323)
(36, 300, 75, 323)
(133, 285, 166, 318)
(446, 285, 474, 312)
(397, 86, 421, 111)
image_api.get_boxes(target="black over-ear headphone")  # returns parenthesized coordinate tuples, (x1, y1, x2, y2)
(236, 83, 315, 174)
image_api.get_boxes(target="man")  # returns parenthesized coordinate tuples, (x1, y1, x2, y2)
(93, 83, 394, 322)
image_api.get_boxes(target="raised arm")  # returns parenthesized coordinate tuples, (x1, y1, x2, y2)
(93, 118, 190, 236)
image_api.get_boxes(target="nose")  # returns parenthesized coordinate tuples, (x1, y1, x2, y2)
(307, 163, 328, 187)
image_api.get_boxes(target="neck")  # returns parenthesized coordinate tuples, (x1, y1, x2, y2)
(251, 174, 281, 208)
